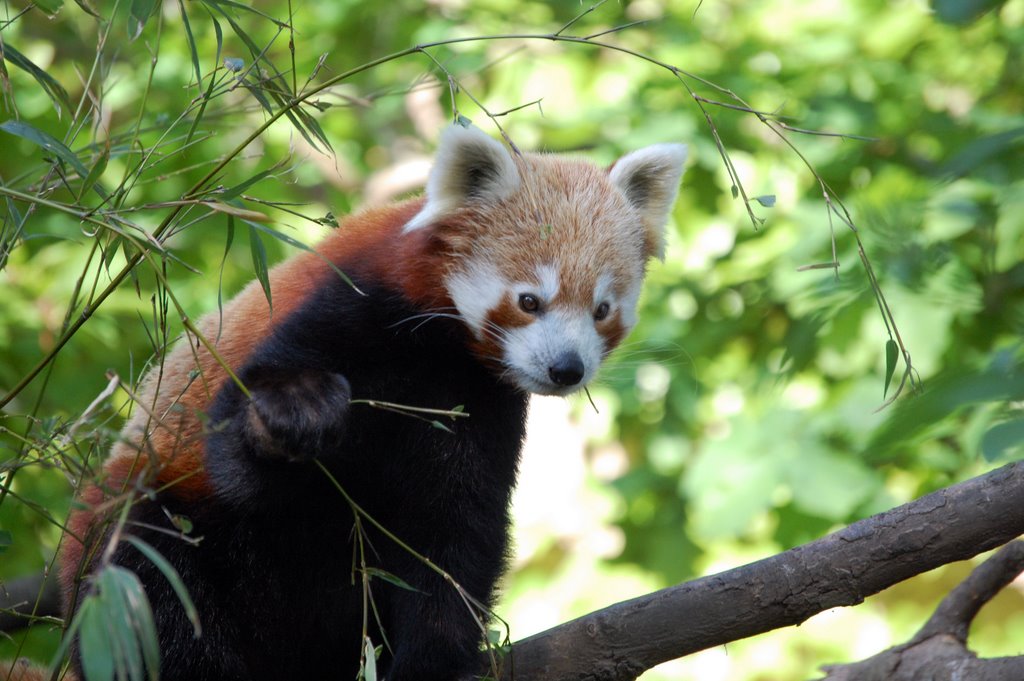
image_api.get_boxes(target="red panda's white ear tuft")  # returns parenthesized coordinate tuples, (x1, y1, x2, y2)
(404, 123, 521, 233)
(609, 143, 688, 260)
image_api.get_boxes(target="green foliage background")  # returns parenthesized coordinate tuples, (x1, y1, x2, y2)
(1, 0, 1022, 678)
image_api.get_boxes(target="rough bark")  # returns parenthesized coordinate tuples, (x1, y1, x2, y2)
(496, 461, 1024, 681)
(816, 541, 1024, 681)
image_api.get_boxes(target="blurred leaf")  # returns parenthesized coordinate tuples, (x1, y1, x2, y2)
(0, 43, 71, 113)
(939, 127, 1024, 178)
(981, 418, 1024, 462)
(72, 0, 102, 19)
(0, 120, 88, 178)
(31, 0, 64, 14)
(178, 0, 202, 87)
(0, 529, 11, 553)
(128, 0, 159, 40)
(931, 0, 1006, 25)
(788, 453, 878, 520)
(867, 365, 1024, 461)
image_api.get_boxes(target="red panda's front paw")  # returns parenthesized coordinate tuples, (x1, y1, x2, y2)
(240, 367, 351, 462)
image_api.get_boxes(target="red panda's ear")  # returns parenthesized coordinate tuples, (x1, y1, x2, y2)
(609, 143, 688, 260)
(404, 123, 520, 233)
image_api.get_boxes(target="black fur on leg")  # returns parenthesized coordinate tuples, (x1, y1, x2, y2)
(239, 366, 351, 462)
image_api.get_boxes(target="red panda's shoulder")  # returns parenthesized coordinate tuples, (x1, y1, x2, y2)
(99, 196, 432, 502)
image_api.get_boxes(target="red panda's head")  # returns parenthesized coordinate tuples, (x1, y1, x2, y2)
(403, 124, 687, 396)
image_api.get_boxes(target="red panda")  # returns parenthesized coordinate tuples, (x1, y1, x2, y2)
(54, 123, 687, 680)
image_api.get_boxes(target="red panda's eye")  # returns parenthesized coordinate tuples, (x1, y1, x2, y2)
(519, 293, 541, 314)
(594, 301, 611, 321)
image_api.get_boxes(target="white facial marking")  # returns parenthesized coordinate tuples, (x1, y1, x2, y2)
(502, 309, 597, 396)
(618, 273, 643, 330)
(537, 264, 560, 302)
(446, 261, 506, 339)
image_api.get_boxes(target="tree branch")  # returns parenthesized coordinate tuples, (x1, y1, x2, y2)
(0, 572, 61, 631)
(817, 541, 1024, 681)
(498, 461, 1024, 681)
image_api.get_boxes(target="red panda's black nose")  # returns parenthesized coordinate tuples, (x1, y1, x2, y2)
(549, 352, 585, 387)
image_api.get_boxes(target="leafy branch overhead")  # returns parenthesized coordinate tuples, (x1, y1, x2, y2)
(1, 0, 920, 412)
(0, 0, 1021, 679)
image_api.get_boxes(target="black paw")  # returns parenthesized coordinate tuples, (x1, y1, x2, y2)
(240, 366, 351, 462)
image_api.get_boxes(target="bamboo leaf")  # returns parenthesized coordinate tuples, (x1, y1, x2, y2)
(364, 567, 422, 593)
(185, 11, 224, 146)
(246, 220, 361, 294)
(218, 160, 288, 200)
(0, 119, 89, 178)
(128, 0, 159, 41)
(78, 143, 110, 201)
(981, 418, 1024, 462)
(362, 636, 378, 681)
(72, 0, 102, 19)
(31, 0, 64, 14)
(78, 597, 115, 681)
(202, 201, 270, 222)
(178, 0, 202, 88)
(0, 43, 71, 113)
(124, 535, 202, 637)
(883, 339, 898, 398)
(248, 221, 273, 312)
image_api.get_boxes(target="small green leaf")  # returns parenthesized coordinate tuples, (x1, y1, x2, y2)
(102, 235, 124, 272)
(128, 0, 159, 40)
(72, 0, 102, 19)
(203, 201, 269, 222)
(315, 212, 338, 227)
(79, 144, 110, 201)
(169, 513, 194, 534)
(219, 160, 288, 200)
(883, 339, 899, 398)
(0, 529, 12, 553)
(0, 120, 88, 178)
(730, 184, 739, 199)
(32, 0, 64, 14)
(362, 636, 378, 681)
(248, 223, 273, 313)
(431, 420, 454, 432)
(363, 567, 421, 593)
